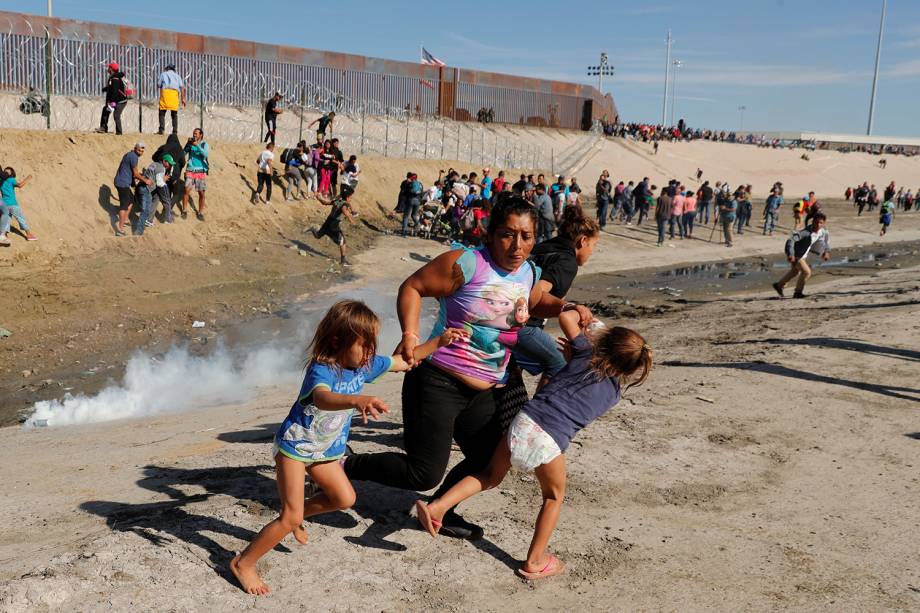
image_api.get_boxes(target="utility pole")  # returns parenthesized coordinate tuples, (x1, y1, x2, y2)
(669, 59, 682, 126)
(738, 105, 747, 132)
(48, 0, 52, 16)
(662, 29, 672, 125)
(867, 0, 886, 135)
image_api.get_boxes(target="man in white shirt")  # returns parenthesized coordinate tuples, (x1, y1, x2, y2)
(253, 143, 275, 204)
(157, 64, 186, 135)
(773, 212, 831, 299)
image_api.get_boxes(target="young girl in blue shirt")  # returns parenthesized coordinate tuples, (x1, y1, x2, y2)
(231, 299, 465, 595)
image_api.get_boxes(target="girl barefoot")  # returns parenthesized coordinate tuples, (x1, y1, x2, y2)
(230, 299, 466, 595)
(416, 310, 652, 580)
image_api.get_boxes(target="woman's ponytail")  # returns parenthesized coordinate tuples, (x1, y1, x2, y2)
(557, 204, 600, 243)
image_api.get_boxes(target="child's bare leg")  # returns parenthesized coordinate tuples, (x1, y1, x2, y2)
(289, 460, 355, 544)
(197, 191, 206, 215)
(231, 454, 305, 596)
(424, 438, 512, 524)
(523, 454, 566, 573)
(303, 459, 357, 518)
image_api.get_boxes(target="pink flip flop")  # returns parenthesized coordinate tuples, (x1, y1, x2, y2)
(415, 500, 442, 537)
(517, 554, 566, 580)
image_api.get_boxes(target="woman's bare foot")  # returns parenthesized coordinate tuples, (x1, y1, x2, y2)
(292, 524, 309, 545)
(230, 554, 270, 595)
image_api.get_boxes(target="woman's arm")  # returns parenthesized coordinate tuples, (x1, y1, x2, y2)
(395, 250, 466, 366)
(390, 327, 468, 372)
(529, 282, 592, 326)
(16, 175, 33, 188)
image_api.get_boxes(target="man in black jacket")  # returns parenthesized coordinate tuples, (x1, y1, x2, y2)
(634, 177, 650, 225)
(152, 134, 186, 221)
(96, 62, 129, 135)
(698, 180, 714, 225)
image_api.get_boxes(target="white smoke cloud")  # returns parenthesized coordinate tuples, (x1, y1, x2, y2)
(22, 283, 427, 429)
(24, 341, 303, 428)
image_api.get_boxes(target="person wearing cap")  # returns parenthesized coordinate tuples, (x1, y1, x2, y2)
(113, 142, 152, 236)
(135, 154, 173, 235)
(263, 92, 284, 145)
(96, 62, 129, 135)
(157, 64, 186, 136)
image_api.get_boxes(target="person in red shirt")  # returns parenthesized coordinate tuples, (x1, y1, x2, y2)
(491, 171, 506, 203)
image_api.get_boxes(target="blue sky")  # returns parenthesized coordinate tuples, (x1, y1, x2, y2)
(8, 0, 920, 136)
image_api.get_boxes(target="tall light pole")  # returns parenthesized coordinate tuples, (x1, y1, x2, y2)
(661, 30, 672, 125)
(738, 105, 747, 132)
(47, 0, 52, 16)
(587, 52, 615, 94)
(867, 0, 886, 135)
(669, 59, 682, 126)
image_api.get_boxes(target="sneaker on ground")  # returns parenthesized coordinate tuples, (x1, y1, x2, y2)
(25, 232, 38, 241)
(793, 292, 806, 299)
(180, 211, 188, 220)
(341, 258, 353, 267)
(772, 282, 784, 298)
(0, 235, 10, 246)
(196, 212, 205, 222)
(144, 221, 154, 228)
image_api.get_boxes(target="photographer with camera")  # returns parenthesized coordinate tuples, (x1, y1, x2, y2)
(182, 128, 210, 221)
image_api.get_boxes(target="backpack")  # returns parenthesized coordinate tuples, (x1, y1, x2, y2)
(460, 206, 478, 231)
(121, 75, 136, 99)
(279, 148, 296, 165)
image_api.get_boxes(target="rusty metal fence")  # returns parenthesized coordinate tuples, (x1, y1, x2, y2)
(0, 12, 609, 173)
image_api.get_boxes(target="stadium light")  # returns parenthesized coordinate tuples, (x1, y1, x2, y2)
(738, 105, 747, 132)
(587, 52, 615, 94)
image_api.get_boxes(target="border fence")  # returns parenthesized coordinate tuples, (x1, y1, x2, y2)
(0, 11, 616, 126)
(0, 11, 614, 172)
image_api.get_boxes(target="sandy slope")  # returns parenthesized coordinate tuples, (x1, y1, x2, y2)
(577, 137, 920, 199)
(1, 247, 918, 611)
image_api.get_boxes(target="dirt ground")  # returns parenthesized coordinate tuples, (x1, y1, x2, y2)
(1, 251, 918, 611)
(2, 129, 920, 611)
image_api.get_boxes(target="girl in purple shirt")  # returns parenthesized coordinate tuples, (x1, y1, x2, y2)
(417, 310, 652, 580)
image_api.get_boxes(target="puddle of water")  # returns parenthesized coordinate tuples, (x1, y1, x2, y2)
(571, 240, 920, 312)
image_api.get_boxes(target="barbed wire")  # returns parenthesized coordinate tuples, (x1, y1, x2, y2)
(1, 20, 601, 174)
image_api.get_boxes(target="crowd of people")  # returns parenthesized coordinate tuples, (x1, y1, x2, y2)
(845, 180, 920, 235)
(601, 119, 919, 157)
(390, 167, 589, 248)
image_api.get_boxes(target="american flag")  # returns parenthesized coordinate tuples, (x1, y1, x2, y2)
(421, 47, 445, 67)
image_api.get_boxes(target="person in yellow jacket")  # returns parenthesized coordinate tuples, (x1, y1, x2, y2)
(157, 64, 186, 135)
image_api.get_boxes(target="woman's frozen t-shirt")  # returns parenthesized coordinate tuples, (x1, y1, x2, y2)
(427, 247, 538, 384)
(275, 355, 392, 462)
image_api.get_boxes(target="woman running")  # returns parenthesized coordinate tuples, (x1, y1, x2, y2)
(344, 198, 592, 539)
